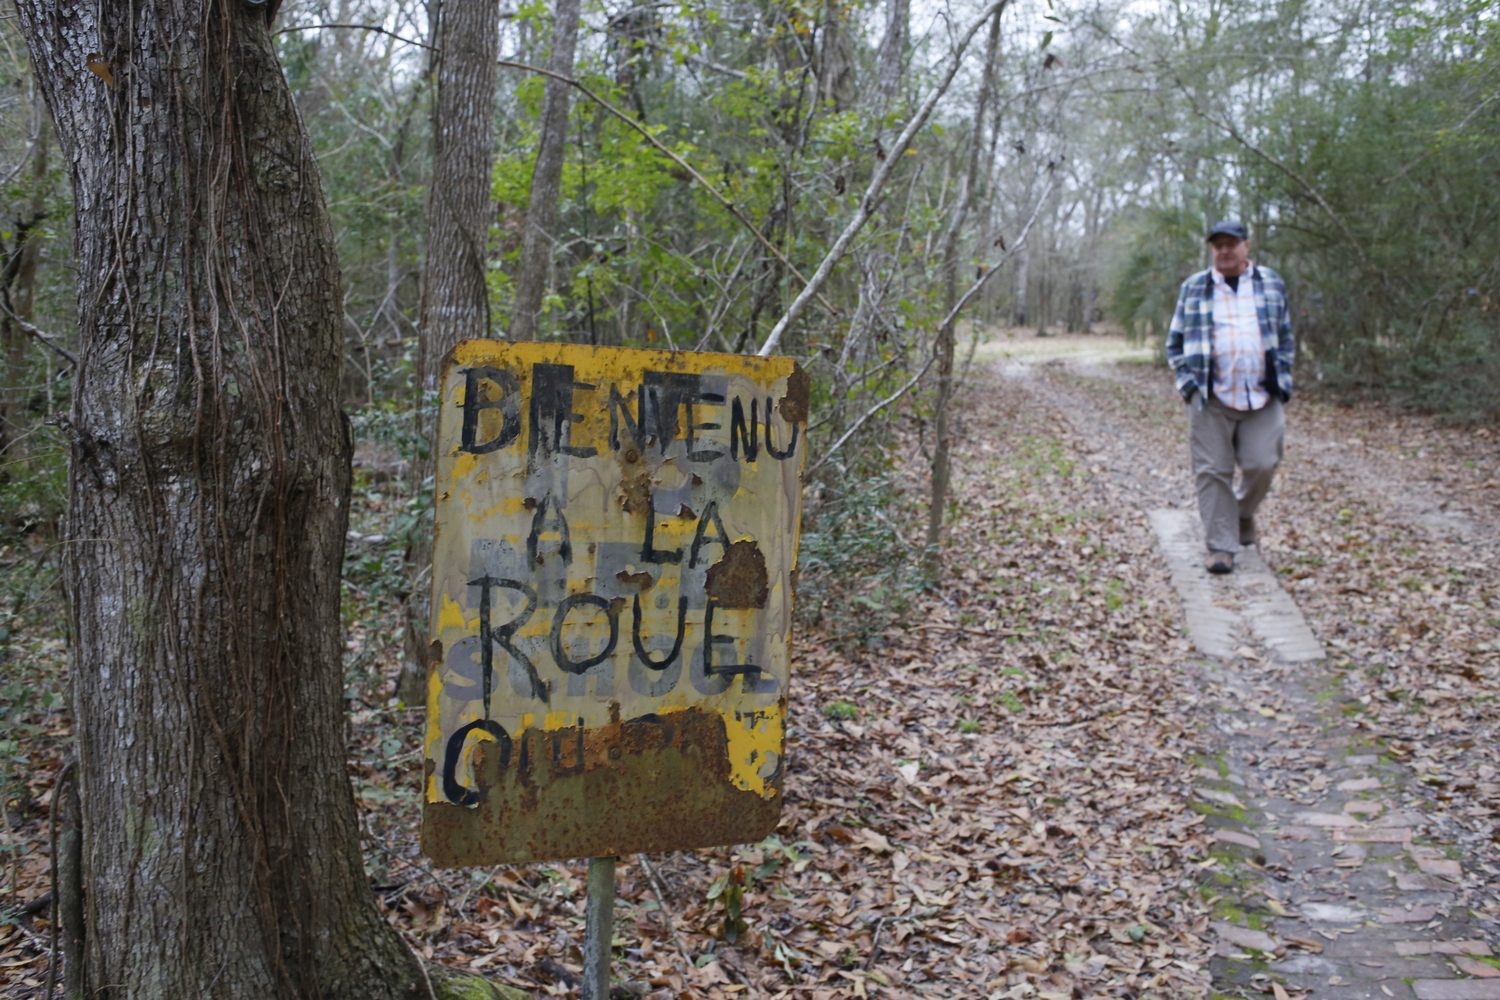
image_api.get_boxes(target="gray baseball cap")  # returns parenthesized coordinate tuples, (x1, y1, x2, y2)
(1206, 220, 1249, 242)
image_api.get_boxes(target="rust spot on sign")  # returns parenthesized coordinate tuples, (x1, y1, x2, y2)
(615, 569, 654, 588)
(705, 540, 769, 609)
(779, 365, 810, 423)
(421, 708, 782, 866)
(618, 470, 651, 514)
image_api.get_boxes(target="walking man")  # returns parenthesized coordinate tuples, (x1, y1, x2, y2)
(1166, 221, 1295, 574)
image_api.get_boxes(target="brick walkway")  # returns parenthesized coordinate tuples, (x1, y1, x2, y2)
(1156, 522, 1500, 999)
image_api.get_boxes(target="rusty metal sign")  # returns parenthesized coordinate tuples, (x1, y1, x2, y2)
(422, 341, 807, 866)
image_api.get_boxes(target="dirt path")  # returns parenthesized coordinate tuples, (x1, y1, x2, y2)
(994, 341, 1500, 1000)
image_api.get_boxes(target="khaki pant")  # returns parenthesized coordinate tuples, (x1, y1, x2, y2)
(1187, 396, 1284, 553)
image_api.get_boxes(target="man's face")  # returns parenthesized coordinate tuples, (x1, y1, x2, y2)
(1210, 235, 1250, 277)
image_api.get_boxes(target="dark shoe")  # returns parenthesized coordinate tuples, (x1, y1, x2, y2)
(1239, 516, 1257, 546)
(1207, 551, 1234, 574)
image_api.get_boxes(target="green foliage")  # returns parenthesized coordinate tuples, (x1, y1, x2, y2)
(1109, 206, 1206, 346)
(796, 471, 925, 646)
(705, 864, 750, 942)
(427, 965, 532, 1000)
(1105, 0, 1500, 420)
(822, 700, 859, 721)
(996, 690, 1025, 713)
(752, 835, 814, 879)
(1103, 578, 1127, 611)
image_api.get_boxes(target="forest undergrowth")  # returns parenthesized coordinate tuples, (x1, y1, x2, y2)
(3, 345, 1499, 998)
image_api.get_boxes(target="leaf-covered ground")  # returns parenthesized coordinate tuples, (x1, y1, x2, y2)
(3, 337, 1497, 999)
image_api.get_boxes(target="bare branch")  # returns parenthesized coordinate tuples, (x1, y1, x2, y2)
(603, 30, 750, 81)
(935, 176, 1055, 337)
(1379, 93, 1499, 186)
(807, 353, 935, 475)
(274, 23, 435, 50)
(6, 310, 76, 366)
(755, 0, 1011, 357)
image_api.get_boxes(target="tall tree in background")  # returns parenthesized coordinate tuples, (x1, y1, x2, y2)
(875, 0, 908, 111)
(418, 0, 500, 380)
(819, 0, 856, 111)
(925, 9, 1004, 572)
(510, 0, 583, 341)
(0, 97, 48, 467)
(13, 1, 427, 996)
(404, 0, 502, 703)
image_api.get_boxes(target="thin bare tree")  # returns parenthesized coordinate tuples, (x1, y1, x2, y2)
(926, 9, 1004, 574)
(403, 0, 502, 703)
(510, 0, 584, 341)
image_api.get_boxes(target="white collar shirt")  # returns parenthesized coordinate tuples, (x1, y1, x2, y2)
(1210, 266, 1268, 411)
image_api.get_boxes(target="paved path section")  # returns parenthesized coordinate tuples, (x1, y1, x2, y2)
(1187, 648, 1499, 999)
(1148, 495, 1495, 998)
(1148, 509, 1324, 663)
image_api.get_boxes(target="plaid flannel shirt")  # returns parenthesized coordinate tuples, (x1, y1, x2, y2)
(1165, 264, 1295, 405)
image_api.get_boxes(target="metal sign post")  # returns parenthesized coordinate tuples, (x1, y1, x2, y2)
(582, 856, 616, 1000)
(420, 341, 807, 989)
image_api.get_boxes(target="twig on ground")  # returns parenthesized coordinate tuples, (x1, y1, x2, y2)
(864, 916, 888, 969)
(43, 762, 74, 1000)
(637, 854, 695, 965)
(1014, 713, 1106, 727)
(905, 623, 1020, 637)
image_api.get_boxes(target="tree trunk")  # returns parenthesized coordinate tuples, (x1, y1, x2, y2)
(924, 10, 1002, 576)
(509, 0, 583, 342)
(818, 0, 856, 112)
(15, 3, 426, 996)
(875, 0, 909, 110)
(402, 0, 502, 704)
(0, 105, 48, 467)
(1012, 244, 1028, 326)
(418, 0, 500, 382)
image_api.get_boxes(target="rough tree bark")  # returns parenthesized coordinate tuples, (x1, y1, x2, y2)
(401, 0, 502, 705)
(14, 3, 427, 996)
(418, 0, 500, 382)
(509, 0, 583, 342)
(875, 0, 909, 110)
